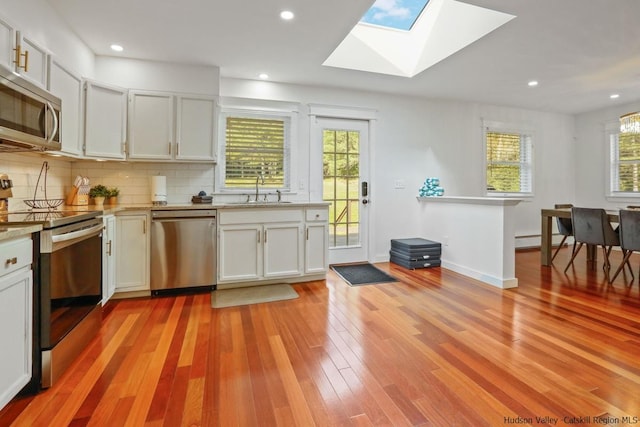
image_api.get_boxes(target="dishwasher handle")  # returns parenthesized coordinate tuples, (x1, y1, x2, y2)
(151, 209, 216, 220)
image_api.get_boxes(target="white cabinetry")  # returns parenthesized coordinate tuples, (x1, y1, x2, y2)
(84, 80, 127, 159)
(128, 91, 216, 162)
(0, 236, 33, 410)
(115, 212, 149, 293)
(218, 209, 303, 284)
(128, 91, 174, 160)
(102, 215, 116, 304)
(0, 16, 49, 88)
(305, 207, 329, 274)
(48, 58, 83, 156)
(16, 31, 49, 88)
(175, 95, 216, 161)
(0, 16, 15, 70)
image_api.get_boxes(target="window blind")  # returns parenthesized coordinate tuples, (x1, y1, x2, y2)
(613, 132, 640, 192)
(224, 116, 286, 188)
(485, 130, 532, 193)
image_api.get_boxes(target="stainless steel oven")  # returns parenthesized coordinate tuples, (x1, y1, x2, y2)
(1, 210, 103, 389)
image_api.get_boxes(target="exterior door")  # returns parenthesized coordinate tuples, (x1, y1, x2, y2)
(315, 118, 370, 264)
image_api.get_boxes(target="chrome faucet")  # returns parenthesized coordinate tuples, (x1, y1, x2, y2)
(255, 173, 264, 201)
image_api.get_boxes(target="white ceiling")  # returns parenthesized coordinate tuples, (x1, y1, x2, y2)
(46, 0, 640, 115)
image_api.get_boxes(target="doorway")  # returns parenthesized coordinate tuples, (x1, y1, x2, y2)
(315, 118, 370, 264)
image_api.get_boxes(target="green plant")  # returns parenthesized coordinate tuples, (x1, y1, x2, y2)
(107, 187, 120, 197)
(89, 184, 109, 198)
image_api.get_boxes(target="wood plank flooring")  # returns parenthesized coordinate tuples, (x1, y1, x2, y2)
(3, 248, 640, 426)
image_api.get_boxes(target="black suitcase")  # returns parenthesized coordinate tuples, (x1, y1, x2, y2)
(390, 254, 441, 269)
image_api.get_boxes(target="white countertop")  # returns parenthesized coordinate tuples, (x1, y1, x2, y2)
(416, 196, 522, 206)
(0, 224, 42, 241)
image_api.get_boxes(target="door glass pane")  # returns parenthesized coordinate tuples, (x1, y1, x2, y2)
(323, 129, 360, 248)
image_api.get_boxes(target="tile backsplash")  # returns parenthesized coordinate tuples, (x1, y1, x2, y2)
(71, 160, 215, 205)
(0, 153, 215, 210)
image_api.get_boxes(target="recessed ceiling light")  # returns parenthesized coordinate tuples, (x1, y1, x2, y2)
(110, 44, 124, 52)
(527, 80, 538, 87)
(610, 94, 620, 99)
(258, 73, 269, 80)
(280, 10, 294, 20)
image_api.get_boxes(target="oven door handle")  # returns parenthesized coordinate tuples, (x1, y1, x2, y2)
(52, 223, 103, 244)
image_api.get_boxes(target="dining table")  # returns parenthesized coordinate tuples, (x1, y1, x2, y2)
(540, 207, 620, 266)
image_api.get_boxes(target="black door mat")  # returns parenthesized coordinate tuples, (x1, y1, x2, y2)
(331, 263, 397, 286)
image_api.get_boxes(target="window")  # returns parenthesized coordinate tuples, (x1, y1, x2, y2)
(609, 129, 640, 194)
(484, 122, 533, 196)
(219, 111, 292, 191)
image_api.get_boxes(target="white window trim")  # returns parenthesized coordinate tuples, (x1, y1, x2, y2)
(215, 99, 299, 194)
(606, 119, 640, 199)
(482, 119, 535, 198)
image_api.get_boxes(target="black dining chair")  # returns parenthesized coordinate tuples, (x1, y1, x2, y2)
(551, 203, 573, 262)
(564, 207, 621, 283)
(610, 209, 640, 284)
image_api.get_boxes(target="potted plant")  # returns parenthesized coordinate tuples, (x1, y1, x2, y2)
(88, 184, 109, 207)
(106, 187, 120, 204)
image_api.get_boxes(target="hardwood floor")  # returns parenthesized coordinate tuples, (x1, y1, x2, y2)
(3, 248, 640, 426)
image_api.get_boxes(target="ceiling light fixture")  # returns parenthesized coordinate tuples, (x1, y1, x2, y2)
(259, 73, 269, 80)
(280, 10, 294, 20)
(620, 112, 640, 134)
(110, 44, 124, 52)
(527, 80, 538, 87)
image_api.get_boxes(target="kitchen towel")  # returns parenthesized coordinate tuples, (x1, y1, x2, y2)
(150, 176, 167, 203)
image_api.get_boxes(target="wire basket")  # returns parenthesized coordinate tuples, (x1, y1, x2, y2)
(23, 198, 64, 209)
(24, 161, 64, 211)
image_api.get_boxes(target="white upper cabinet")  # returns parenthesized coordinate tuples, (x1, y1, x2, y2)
(128, 91, 174, 160)
(0, 17, 49, 88)
(84, 79, 127, 160)
(129, 90, 216, 162)
(15, 31, 49, 88)
(0, 16, 15, 70)
(176, 95, 216, 161)
(47, 58, 83, 156)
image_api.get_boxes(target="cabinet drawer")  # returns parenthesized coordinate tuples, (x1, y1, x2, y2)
(0, 237, 33, 277)
(306, 208, 328, 222)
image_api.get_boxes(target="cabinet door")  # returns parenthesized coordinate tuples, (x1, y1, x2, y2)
(15, 31, 48, 88)
(128, 91, 174, 160)
(84, 80, 127, 159)
(218, 224, 262, 283)
(48, 58, 83, 156)
(263, 222, 303, 278)
(0, 16, 15, 70)
(305, 223, 328, 274)
(116, 214, 149, 292)
(0, 268, 32, 410)
(102, 215, 116, 304)
(175, 95, 216, 161)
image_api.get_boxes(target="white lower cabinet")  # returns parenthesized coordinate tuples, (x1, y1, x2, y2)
(0, 236, 33, 411)
(304, 207, 329, 274)
(115, 212, 149, 293)
(102, 215, 116, 304)
(218, 209, 304, 284)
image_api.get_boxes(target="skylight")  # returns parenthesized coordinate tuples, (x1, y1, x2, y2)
(360, 0, 430, 31)
(324, 0, 515, 78)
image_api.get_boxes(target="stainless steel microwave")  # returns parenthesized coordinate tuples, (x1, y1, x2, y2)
(0, 65, 61, 152)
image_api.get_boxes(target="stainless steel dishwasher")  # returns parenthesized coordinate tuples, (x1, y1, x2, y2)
(150, 209, 216, 294)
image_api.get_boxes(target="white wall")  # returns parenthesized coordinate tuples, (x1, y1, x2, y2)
(95, 56, 219, 95)
(222, 78, 577, 260)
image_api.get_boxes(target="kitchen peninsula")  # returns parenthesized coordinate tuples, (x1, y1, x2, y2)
(417, 196, 521, 288)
